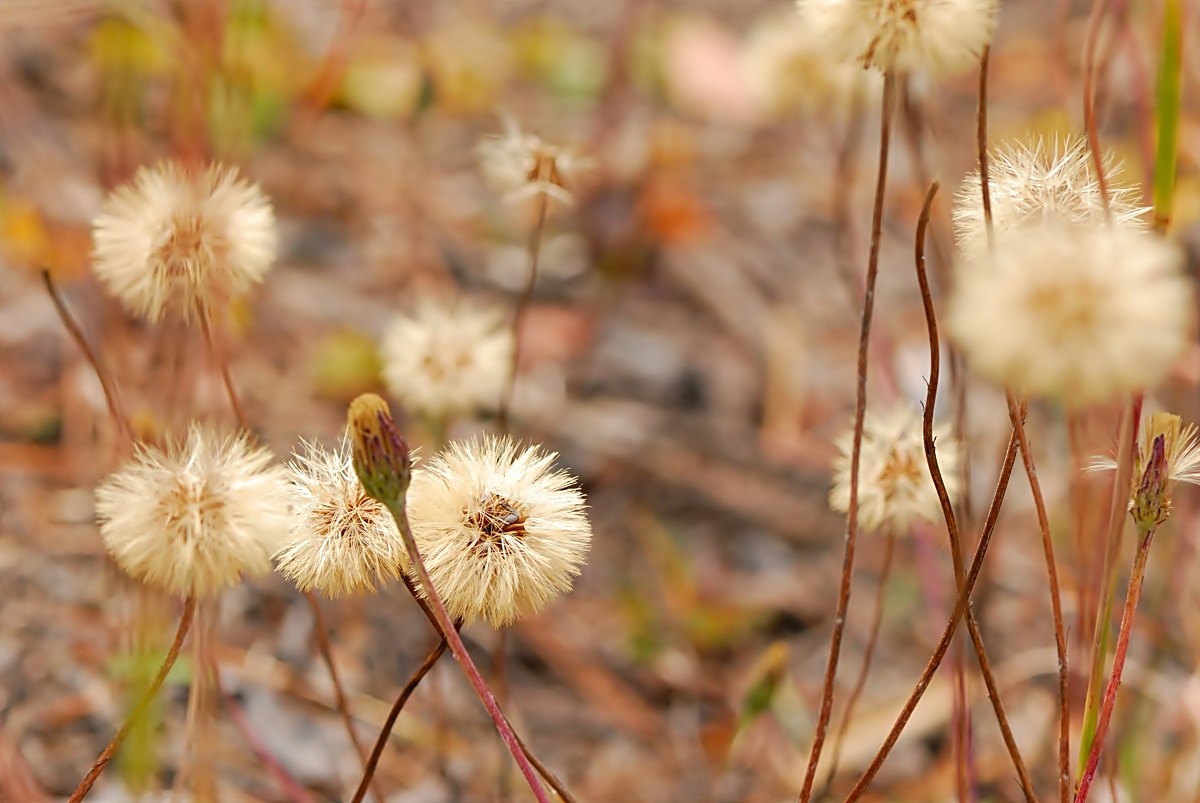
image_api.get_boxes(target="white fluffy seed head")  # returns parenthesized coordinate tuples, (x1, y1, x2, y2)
(948, 222, 1193, 406)
(405, 436, 592, 627)
(94, 425, 291, 597)
(477, 117, 582, 205)
(954, 137, 1147, 258)
(380, 300, 513, 418)
(92, 161, 278, 322)
(795, 0, 998, 76)
(276, 439, 409, 597)
(829, 404, 962, 532)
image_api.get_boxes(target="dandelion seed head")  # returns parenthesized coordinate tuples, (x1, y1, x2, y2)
(92, 162, 277, 322)
(829, 404, 961, 532)
(94, 425, 291, 597)
(954, 137, 1147, 258)
(405, 436, 591, 626)
(477, 118, 583, 205)
(380, 300, 513, 418)
(795, 0, 998, 76)
(276, 439, 409, 597)
(948, 222, 1192, 406)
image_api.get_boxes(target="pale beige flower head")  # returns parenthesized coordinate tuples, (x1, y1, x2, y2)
(830, 404, 961, 532)
(94, 424, 291, 597)
(743, 10, 883, 119)
(380, 300, 513, 418)
(1088, 412, 1200, 528)
(406, 436, 591, 626)
(954, 137, 1147, 258)
(947, 221, 1193, 406)
(794, 0, 998, 76)
(276, 439, 409, 597)
(92, 161, 277, 322)
(477, 117, 583, 205)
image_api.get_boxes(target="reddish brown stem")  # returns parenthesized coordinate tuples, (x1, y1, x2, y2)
(199, 307, 249, 430)
(305, 591, 382, 803)
(351, 635, 451, 803)
(1075, 525, 1158, 801)
(68, 598, 196, 802)
(844, 421, 1023, 800)
(797, 69, 896, 803)
(498, 192, 549, 431)
(1083, 0, 1113, 216)
(1008, 391, 1071, 801)
(914, 182, 1035, 802)
(42, 270, 134, 445)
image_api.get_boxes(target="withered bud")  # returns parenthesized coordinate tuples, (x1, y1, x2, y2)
(1132, 434, 1170, 530)
(348, 393, 411, 507)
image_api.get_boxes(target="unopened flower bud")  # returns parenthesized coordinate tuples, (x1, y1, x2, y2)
(348, 393, 411, 507)
(1132, 434, 1170, 529)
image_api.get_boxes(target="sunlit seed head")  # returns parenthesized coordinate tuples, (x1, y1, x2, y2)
(380, 300, 513, 418)
(405, 435, 591, 627)
(94, 424, 291, 597)
(1088, 412, 1200, 527)
(276, 439, 409, 597)
(92, 161, 277, 323)
(954, 137, 1147, 258)
(948, 222, 1193, 406)
(477, 117, 583, 206)
(829, 404, 961, 532)
(795, 0, 998, 76)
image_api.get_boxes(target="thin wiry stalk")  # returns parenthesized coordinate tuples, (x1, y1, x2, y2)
(42, 270, 134, 444)
(1083, 0, 1113, 216)
(819, 526, 897, 796)
(498, 192, 550, 431)
(797, 69, 897, 803)
(351, 636, 451, 803)
(1075, 524, 1159, 802)
(975, 43, 1070, 798)
(1006, 394, 1071, 802)
(844, 418, 1023, 801)
(68, 598, 196, 802)
(1078, 397, 1142, 775)
(306, 591, 382, 803)
(914, 182, 1036, 802)
(203, 318, 379, 798)
(296, 0, 368, 130)
(384, 503, 553, 803)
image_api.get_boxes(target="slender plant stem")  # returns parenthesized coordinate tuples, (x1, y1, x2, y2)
(845, 419, 1023, 801)
(209, 654, 315, 803)
(1083, 0, 1113, 216)
(42, 270, 134, 444)
(296, 0, 368, 130)
(351, 636, 451, 803)
(305, 590, 382, 803)
(69, 598, 196, 803)
(1075, 525, 1158, 802)
(1152, 0, 1183, 232)
(202, 313, 377, 798)
(498, 192, 550, 431)
(797, 69, 896, 803)
(820, 526, 897, 796)
(913, 182, 1036, 802)
(383, 501, 552, 803)
(1007, 392, 1071, 801)
(1079, 397, 1142, 774)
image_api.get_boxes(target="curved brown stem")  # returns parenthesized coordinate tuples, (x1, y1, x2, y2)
(42, 270, 134, 444)
(797, 69, 897, 803)
(199, 306, 249, 430)
(1083, 0, 1113, 216)
(820, 526, 897, 796)
(68, 597, 196, 802)
(498, 192, 550, 431)
(351, 635, 451, 803)
(844, 422, 1022, 801)
(305, 591, 382, 803)
(914, 182, 1036, 802)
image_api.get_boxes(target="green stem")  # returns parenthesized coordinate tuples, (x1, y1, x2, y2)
(1152, 0, 1182, 232)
